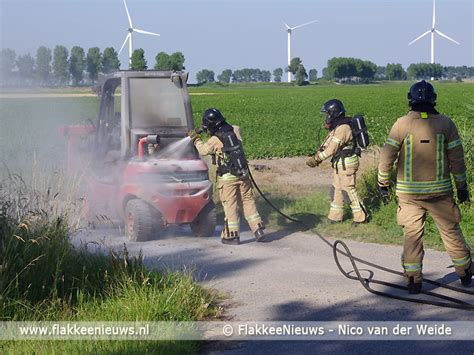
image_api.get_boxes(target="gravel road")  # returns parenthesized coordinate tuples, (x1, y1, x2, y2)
(73, 224, 474, 354)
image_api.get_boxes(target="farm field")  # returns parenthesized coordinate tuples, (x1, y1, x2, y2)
(1, 82, 473, 161)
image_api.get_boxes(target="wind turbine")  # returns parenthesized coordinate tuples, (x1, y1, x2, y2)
(118, 0, 160, 68)
(283, 19, 317, 83)
(408, 0, 460, 64)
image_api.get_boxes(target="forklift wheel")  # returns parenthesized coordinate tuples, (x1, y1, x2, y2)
(125, 199, 154, 242)
(190, 201, 217, 238)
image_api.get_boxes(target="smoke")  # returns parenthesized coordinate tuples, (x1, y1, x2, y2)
(0, 90, 215, 238)
(156, 136, 192, 159)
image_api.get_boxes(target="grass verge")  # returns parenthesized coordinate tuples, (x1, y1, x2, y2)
(257, 179, 474, 252)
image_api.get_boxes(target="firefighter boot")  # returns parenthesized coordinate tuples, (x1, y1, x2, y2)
(221, 230, 240, 245)
(408, 277, 422, 294)
(460, 268, 472, 287)
(221, 236, 240, 245)
(254, 228, 265, 242)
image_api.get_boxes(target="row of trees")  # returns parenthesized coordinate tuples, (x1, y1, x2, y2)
(324, 58, 474, 81)
(196, 61, 318, 86)
(322, 57, 377, 82)
(0, 46, 120, 86)
(0, 46, 186, 87)
(128, 50, 185, 71)
(3, 45, 473, 86)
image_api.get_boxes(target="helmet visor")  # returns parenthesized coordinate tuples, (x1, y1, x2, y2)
(321, 111, 332, 125)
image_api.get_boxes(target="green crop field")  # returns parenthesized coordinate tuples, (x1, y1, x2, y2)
(2, 81, 472, 180)
(189, 82, 474, 159)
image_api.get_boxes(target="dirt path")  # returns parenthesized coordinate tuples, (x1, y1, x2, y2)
(73, 227, 473, 354)
(248, 150, 379, 194)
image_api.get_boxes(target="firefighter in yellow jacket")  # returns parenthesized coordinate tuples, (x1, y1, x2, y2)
(188, 108, 265, 245)
(306, 99, 367, 225)
(378, 80, 472, 293)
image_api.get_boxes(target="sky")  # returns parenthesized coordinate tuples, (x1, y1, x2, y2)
(0, 0, 472, 82)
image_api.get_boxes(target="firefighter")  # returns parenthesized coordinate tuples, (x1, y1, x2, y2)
(378, 80, 472, 293)
(188, 108, 265, 245)
(306, 99, 367, 225)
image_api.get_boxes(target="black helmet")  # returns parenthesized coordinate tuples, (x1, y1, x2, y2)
(320, 99, 345, 128)
(407, 80, 437, 107)
(201, 108, 225, 134)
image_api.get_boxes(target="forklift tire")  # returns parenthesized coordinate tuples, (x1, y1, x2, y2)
(125, 199, 154, 242)
(190, 201, 217, 238)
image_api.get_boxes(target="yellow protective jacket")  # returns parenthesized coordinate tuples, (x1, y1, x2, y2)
(378, 111, 467, 199)
(194, 126, 242, 182)
(314, 123, 359, 170)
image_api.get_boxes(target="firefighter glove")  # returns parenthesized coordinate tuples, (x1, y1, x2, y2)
(188, 129, 200, 143)
(306, 156, 319, 168)
(457, 185, 470, 204)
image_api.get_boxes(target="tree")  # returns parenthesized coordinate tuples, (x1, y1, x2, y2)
(324, 57, 376, 82)
(196, 69, 215, 84)
(356, 60, 376, 81)
(154, 52, 171, 70)
(295, 64, 308, 86)
(322, 67, 331, 80)
(376, 66, 386, 80)
(102, 47, 120, 73)
(217, 69, 232, 83)
(36, 46, 52, 85)
(261, 70, 271, 82)
(86, 47, 102, 83)
(169, 52, 185, 71)
(273, 68, 283, 82)
(130, 48, 147, 71)
(407, 63, 443, 80)
(288, 57, 302, 75)
(16, 54, 35, 86)
(53, 45, 69, 85)
(0, 48, 16, 83)
(385, 63, 406, 81)
(308, 68, 318, 82)
(69, 46, 85, 85)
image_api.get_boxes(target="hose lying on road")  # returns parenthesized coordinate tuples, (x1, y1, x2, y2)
(248, 168, 474, 311)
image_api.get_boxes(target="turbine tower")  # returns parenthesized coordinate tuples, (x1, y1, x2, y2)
(408, 0, 460, 64)
(118, 0, 160, 68)
(283, 19, 317, 83)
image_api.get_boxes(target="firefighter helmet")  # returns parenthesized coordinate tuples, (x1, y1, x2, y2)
(321, 99, 345, 128)
(407, 80, 437, 106)
(201, 108, 225, 134)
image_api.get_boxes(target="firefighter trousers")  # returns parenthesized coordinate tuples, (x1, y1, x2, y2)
(397, 194, 472, 283)
(217, 176, 263, 239)
(328, 166, 366, 223)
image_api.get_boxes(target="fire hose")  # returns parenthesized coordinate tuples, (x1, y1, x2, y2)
(247, 169, 474, 311)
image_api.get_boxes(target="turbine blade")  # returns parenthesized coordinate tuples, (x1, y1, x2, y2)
(432, 0, 436, 28)
(291, 19, 318, 30)
(408, 30, 431, 45)
(118, 33, 131, 55)
(435, 30, 460, 44)
(282, 21, 291, 30)
(134, 28, 160, 36)
(123, 0, 133, 27)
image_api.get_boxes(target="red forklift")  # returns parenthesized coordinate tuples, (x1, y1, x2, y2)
(61, 71, 216, 241)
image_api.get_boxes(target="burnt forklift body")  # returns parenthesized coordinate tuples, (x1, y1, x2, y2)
(62, 71, 216, 241)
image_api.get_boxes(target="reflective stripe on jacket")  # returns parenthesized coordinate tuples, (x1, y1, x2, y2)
(314, 123, 359, 168)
